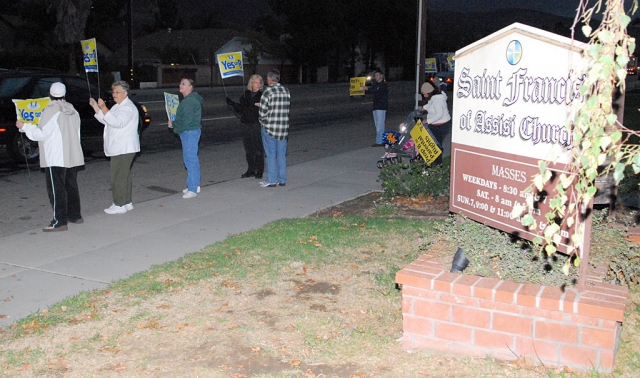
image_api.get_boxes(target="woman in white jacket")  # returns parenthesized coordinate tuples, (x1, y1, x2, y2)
(90, 81, 140, 214)
(421, 81, 451, 165)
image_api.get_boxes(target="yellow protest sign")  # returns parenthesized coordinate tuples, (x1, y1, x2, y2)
(447, 55, 456, 70)
(425, 58, 436, 73)
(410, 120, 442, 165)
(349, 77, 366, 96)
(12, 98, 51, 124)
(217, 51, 244, 79)
(164, 92, 179, 122)
(81, 38, 99, 72)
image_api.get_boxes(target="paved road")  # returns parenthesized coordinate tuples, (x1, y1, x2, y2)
(0, 81, 420, 238)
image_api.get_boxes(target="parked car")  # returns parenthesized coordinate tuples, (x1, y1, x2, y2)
(628, 55, 637, 75)
(430, 71, 454, 91)
(0, 68, 151, 163)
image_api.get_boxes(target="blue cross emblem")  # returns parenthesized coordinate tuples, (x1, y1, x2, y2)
(506, 40, 522, 65)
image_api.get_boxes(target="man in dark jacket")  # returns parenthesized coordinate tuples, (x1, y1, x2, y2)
(364, 70, 388, 147)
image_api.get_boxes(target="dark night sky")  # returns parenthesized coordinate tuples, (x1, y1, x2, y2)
(429, 0, 582, 17)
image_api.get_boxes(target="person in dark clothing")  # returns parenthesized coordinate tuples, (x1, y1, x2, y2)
(226, 74, 265, 179)
(364, 70, 388, 147)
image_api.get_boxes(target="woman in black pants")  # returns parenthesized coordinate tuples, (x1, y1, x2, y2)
(227, 74, 265, 178)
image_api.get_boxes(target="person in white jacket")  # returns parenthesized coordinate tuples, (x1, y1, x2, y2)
(89, 81, 139, 214)
(16, 82, 84, 232)
(421, 81, 452, 165)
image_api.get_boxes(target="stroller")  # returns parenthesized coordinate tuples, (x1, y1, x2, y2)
(376, 109, 430, 168)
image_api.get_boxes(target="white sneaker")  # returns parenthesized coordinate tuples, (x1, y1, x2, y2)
(182, 186, 201, 194)
(182, 191, 197, 199)
(104, 204, 127, 214)
(125, 203, 134, 211)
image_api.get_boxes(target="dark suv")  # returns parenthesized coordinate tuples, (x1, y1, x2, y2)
(0, 69, 151, 163)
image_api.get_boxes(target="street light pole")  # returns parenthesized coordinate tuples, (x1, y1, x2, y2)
(128, 0, 134, 85)
(415, 0, 427, 109)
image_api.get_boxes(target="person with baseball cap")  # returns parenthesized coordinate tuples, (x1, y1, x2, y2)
(421, 81, 451, 165)
(15, 82, 85, 232)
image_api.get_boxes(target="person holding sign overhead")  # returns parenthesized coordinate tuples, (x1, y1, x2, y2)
(421, 81, 451, 165)
(168, 78, 203, 198)
(226, 74, 265, 179)
(90, 81, 140, 213)
(15, 82, 84, 232)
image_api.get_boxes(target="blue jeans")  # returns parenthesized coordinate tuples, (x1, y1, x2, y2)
(180, 129, 201, 192)
(373, 110, 386, 144)
(261, 128, 287, 184)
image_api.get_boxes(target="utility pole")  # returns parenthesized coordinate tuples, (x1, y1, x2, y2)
(415, 0, 428, 109)
(128, 0, 134, 85)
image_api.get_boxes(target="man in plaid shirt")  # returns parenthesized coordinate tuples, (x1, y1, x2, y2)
(258, 69, 291, 187)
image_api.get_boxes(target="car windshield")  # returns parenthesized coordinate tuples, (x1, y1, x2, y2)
(0, 76, 30, 98)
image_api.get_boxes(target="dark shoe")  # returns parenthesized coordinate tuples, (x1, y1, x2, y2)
(69, 218, 84, 224)
(241, 171, 254, 178)
(43, 225, 68, 232)
(254, 172, 263, 179)
(278, 183, 286, 187)
(372, 143, 384, 147)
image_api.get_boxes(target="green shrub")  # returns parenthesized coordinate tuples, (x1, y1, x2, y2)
(378, 156, 450, 198)
(431, 215, 579, 287)
(618, 165, 640, 202)
(590, 209, 640, 285)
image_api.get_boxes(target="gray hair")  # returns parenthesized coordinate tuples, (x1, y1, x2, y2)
(247, 74, 264, 90)
(267, 69, 280, 83)
(112, 80, 130, 92)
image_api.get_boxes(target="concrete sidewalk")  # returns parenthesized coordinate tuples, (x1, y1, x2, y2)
(0, 146, 385, 326)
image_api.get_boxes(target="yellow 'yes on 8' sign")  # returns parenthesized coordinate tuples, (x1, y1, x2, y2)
(164, 92, 179, 121)
(410, 120, 442, 165)
(447, 55, 455, 70)
(80, 38, 99, 73)
(349, 77, 366, 96)
(12, 98, 51, 124)
(425, 58, 437, 73)
(217, 51, 244, 79)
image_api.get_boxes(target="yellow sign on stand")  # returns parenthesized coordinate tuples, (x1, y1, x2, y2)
(349, 77, 366, 96)
(410, 120, 441, 165)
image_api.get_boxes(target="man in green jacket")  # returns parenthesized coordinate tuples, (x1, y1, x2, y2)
(168, 78, 203, 198)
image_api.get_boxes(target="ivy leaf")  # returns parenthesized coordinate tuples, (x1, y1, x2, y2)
(574, 255, 581, 267)
(533, 174, 545, 191)
(521, 214, 535, 226)
(544, 223, 560, 239)
(611, 131, 622, 143)
(562, 260, 570, 276)
(545, 244, 557, 255)
(614, 166, 625, 183)
(583, 25, 593, 37)
(597, 153, 608, 166)
(605, 114, 617, 126)
(560, 174, 574, 189)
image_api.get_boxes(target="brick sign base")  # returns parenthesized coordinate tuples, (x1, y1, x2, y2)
(396, 253, 628, 372)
